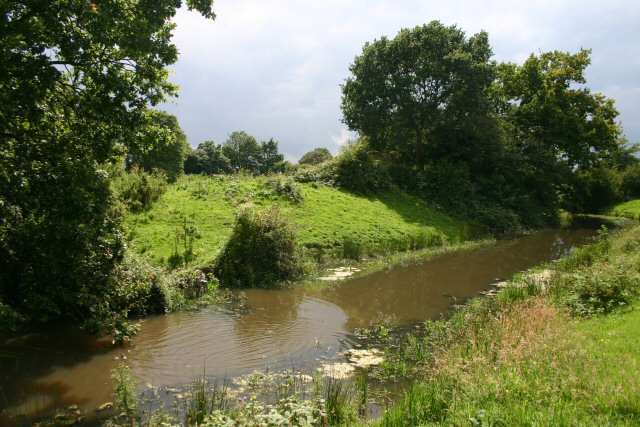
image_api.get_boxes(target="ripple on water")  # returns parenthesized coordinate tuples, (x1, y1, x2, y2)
(128, 296, 349, 384)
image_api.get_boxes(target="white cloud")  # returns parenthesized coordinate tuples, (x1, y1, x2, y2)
(163, 0, 640, 155)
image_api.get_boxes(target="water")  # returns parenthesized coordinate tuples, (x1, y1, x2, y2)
(0, 228, 597, 423)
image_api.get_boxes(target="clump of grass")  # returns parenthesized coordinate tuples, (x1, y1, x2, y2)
(264, 177, 303, 203)
(321, 377, 358, 426)
(184, 378, 229, 426)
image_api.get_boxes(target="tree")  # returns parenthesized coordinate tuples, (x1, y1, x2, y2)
(341, 21, 495, 168)
(0, 1, 215, 330)
(494, 50, 624, 213)
(184, 140, 231, 175)
(222, 131, 262, 173)
(299, 147, 333, 166)
(127, 110, 190, 182)
(259, 138, 285, 174)
(494, 49, 621, 169)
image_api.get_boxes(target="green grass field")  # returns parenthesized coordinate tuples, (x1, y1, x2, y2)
(379, 224, 640, 426)
(607, 199, 640, 220)
(124, 174, 468, 267)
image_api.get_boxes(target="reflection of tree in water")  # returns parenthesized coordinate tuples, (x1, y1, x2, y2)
(233, 289, 306, 337)
(0, 326, 114, 423)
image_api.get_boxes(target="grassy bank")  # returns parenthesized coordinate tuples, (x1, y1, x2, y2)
(125, 174, 469, 269)
(379, 224, 640, 426)
(606, 199, 640, 220)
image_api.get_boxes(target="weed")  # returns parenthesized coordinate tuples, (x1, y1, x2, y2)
(111, 362, 139, 422)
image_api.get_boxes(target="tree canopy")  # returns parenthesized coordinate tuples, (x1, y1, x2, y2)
(127, 110, 191, 182)
(0, 0, 215, 331)
(341, 21, 625, 229)
(341, 21, 495, 168)
(299, 148, 333, 166)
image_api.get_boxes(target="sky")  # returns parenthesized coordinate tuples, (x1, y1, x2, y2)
(161, 0, 640, 161)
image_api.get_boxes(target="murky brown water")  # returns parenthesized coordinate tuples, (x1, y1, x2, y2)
(0, 229, 597, 423)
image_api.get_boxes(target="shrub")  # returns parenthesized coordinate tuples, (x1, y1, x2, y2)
(112, 167, 167, 211)
(295, 138, 390, 194)
(334, 140, 391, 193)
(555, 264, 639, 315)
(619, 163, 640, 200)
(265, 177, 303, 203)
(215, 205, 303, 288)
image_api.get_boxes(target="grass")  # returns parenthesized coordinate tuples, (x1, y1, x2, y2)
(606, 199, 640, 220)
(378, 224, 640, 426)
(124, 174, 469, 268)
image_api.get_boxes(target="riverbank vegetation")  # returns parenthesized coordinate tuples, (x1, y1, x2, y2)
(125, 174, 467, 268)
(606, 199, 640, 220)
(2, 1, 640, 398)
(100, 223, 640, 426)
(377, 224, 640, 426)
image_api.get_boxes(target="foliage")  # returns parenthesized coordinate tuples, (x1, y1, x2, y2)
(299, 147, 334, 166)
(378, 225, 640, 426)
(322, 377, 358, 426)
(127, 110, 190, 182)
(184, 140, 232, 175)
(619, 163, 640, 200)
(112, 166, 168, 212)
(295, 138, 391, 194)
(553, 226, 640, 315)
(333, 139, 391, 193)
(214, 205, 303, 288)
(125, 175, 466, 268)
(495, 49, 621, 169)
(221, 131, 262, 173)
(0, 0, 214, 331)
(265, 177, 303, 204)
(342, 21, 494, 169)
(258, 138, 286, 174)
(341, 22, 626, 231)
(565, 165, 620, 213)
(111, 362, 140, 421)
(185, 379, 229, 426)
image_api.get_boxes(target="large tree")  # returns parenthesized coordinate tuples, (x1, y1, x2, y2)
(127, 110, 191, 182)
(222, 131, 262, 173)
(494, 49, 621, 169)
(494, 49, 623, 212)
(341, 21, 495, 168)
(0, 1, 215, 329)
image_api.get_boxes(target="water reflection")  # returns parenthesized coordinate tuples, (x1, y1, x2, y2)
(0, 228, 597, 423)
(318, 229, 594, 330)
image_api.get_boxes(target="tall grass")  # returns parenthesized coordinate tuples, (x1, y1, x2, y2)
(377, 224, 640, 426)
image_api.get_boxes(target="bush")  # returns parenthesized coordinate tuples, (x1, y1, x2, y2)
(265, 177, 303, 203)
(82, 252, 216, 342)
(214, 205, 303, 288)
(112, 167, 167, 211)
(619, 163, 640, 200)
(295, 138, 390, 194)
(334, 140, 391, 193)
(555, 264, 639, 315)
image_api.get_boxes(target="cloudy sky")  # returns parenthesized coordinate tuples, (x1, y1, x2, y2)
(162, 0, 640, 161)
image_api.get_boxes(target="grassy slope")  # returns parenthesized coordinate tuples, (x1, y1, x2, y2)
(125, 174, 467, 267)
(379, 224, 640, 426)
(606, 199, 640, 220)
